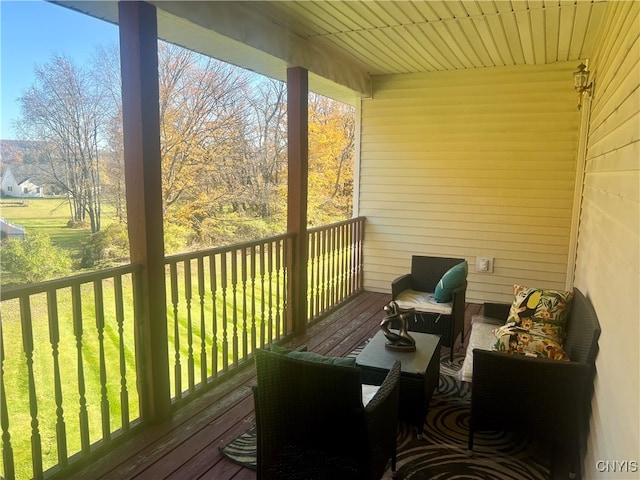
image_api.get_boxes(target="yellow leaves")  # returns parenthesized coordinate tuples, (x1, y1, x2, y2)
(156, 44, 355, 239)
(307, 94, 355, 224)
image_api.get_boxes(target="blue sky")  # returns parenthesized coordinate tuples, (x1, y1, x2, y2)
(1, 0, 119, 139)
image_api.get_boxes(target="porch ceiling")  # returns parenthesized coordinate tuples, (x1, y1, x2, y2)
(54, 0, 608, 104)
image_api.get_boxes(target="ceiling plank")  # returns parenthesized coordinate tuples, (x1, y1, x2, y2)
(256, 2, 324, 38)
(382, 1, 425, 25)
(268, 1, 335, 36)
(545, 4, 561, 63)
(317, 2, 370, 32)
(447, 19, 486, 68)
(426, 2, 457, 21)
(569, 3, 593, 60)
(340, 2, 388, 29)
(511, 1, 530, 12)
(529, 7, 547, 64)
(486, 13, 514, 65)
(380, 27, 429, 72)
(330, 31, 394, 75)
(557, 3, 576, 61)
(494, 1, 516, 15)
(390, 25, 441, 71)
(410, 0, 442, 22)
(515, 9, 536, 64)
(295, 1, 360, 34)
(500, 11, 526, 64)
(473, 16, 505, 66)
(479, 1, 500, 16)
(463, 1, 485, 17)
(457, 17, 495, 67)
(447, 1, 472, 19)
(581, 2, 609, 60)
(428, 21, 470, 69)
(404, 23, 452, 71)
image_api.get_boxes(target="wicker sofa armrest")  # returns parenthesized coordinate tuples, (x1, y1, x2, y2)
(391, 274, 412, 299)
(364, 360, 400, 415)
(470, 349, 591, 442)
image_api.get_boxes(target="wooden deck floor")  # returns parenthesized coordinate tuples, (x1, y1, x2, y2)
(66, 291, 482, 480)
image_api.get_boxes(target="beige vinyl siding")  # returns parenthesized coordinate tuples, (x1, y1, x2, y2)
(573, 2, 640, 478)
(359, 62, 581, 303)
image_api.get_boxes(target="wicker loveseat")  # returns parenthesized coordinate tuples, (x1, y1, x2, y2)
(467, 287, 601, 478)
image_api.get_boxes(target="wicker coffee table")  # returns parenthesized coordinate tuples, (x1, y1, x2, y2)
(356, 330, 440, 430)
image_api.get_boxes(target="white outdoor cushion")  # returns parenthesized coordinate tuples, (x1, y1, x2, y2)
(361, 384, 380, 406)
(459, 315, 504, 382)
(395, 289, 453, 315)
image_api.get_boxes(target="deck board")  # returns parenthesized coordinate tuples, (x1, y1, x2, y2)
(65, 291, 482, 480)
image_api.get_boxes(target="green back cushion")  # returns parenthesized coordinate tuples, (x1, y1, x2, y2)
(270, 343, 356, 367)
(433, 261, 468, 303)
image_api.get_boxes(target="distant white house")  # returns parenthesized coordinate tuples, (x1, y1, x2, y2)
(0, 165, 43, 198)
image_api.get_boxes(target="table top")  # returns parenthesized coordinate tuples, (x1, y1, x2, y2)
(356, 330, 440, 375)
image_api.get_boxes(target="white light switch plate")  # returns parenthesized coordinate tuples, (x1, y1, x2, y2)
(476, 257, 494, 273)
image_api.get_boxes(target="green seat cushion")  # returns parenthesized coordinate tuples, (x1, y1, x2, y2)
(433, 261, 468, 303)
(270, 343, 356, 367)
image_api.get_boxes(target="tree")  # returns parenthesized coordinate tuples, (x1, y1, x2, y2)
(158, 44, 250, 222)
(1, 233, 72, 284)
(307, 93, 355, 225)
(13, 43, 356, 256)
(93, 43, 127, 225)
(16, 54, 110, 233)
(242, 79, 288, 218)
(80, 223, 129, 268)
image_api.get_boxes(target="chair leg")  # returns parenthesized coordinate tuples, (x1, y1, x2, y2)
(468, 429, 474, 452)
(391, 446, 397, 472)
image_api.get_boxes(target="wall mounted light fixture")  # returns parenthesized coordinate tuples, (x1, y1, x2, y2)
(573, 63, 593, 110)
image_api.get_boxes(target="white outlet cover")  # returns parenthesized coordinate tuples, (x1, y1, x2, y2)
(476, 257, 493, 273)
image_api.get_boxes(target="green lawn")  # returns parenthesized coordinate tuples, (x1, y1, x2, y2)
(1, 197, 99, 254)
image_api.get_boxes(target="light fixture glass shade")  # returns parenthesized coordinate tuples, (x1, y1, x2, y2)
(573, 63, 590, 92)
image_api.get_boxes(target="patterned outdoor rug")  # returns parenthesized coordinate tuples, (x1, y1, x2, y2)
(220, 351, 551, 479)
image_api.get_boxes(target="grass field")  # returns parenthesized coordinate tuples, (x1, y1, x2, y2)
(0, 197, 122, 285)
(1, 197, 121, 256)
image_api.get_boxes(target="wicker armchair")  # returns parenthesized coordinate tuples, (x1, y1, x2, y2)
(468, 288, 601, 478)
(253, 348, 401, 480)
(392, 255, 467, 361)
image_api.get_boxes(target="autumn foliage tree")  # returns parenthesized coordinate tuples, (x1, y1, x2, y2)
(15, 42, 355, 256)
(307, 93, 355, 226)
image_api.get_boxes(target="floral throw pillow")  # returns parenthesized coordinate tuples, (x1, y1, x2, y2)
(492, 285, 573, 360)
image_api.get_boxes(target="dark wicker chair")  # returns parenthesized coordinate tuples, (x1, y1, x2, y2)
(252, 348, 401, 480)
(391, 255, 467, 361)
(468, 288, 601, 478)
